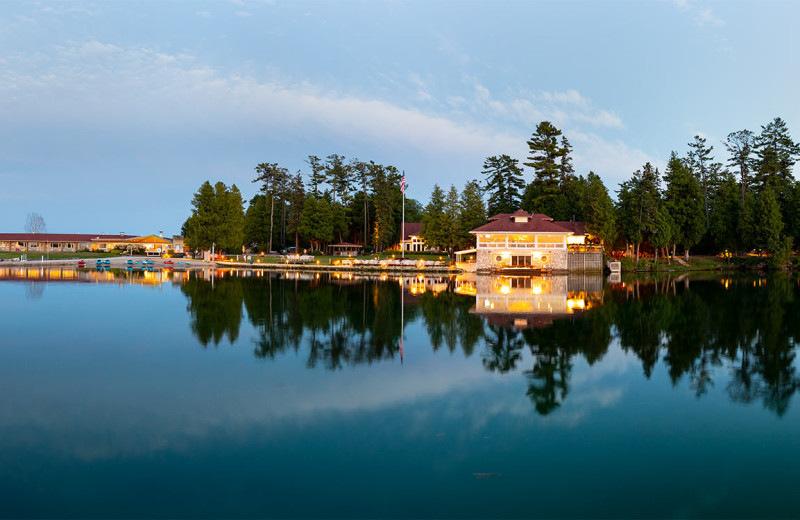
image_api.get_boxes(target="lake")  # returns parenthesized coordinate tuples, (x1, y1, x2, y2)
(1, 266, 800, 518)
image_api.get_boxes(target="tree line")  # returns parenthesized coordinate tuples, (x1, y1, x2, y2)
(183, 155, 423, 254)
(182, 117, 799, 262)
(480, 118, 800, 264)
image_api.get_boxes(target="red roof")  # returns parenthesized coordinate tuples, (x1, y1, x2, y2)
(553, 221, 586, 236)
(470, 212, 577, 234)
(402, 223, 424, 240)
(0, 233, 138, 242)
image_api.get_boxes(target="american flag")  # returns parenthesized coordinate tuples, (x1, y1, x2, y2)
(400, 174, 406, 194)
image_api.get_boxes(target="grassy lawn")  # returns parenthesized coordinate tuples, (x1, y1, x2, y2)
(0, 251, 122, 260)
(620, 255, 730, 272)
(218, 252, 454, 265)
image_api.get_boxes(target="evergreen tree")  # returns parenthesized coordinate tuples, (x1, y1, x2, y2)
(182, 180, 245, 253)
(754, 187, 784, 255)
(421, 185, 446, 251)
(306, 155, 326, 197)
(244, 194, 269, 251)
(217, 182, 245, 252)
(725, 129, 754, 205)
(441, 185, 461, 255)
(687, 135, 717, 228)
(299, 195, 333, 251)
(482, 154, 524, 215)
(752, 117, 800, 193)
(708, 175, 741, 254)
(253, 162, 289, 253)
(581, 172, 617, 247)
(616, 163, 660, 261)
(286, 173, 305, 251)
(325, 154, 352, 205)
(737, 191, 757, 253)
(367, 162, 402, 251)
(458, 180, 486, 250)
(662, 152, 705, 259)
(522, 121, 569, 215)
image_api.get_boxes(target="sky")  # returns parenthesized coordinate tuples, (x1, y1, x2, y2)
(1, 0, 799, 235)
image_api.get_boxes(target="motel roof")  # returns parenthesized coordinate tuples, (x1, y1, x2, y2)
(0, 233, 138, 242)
(470, 212, 580, 235)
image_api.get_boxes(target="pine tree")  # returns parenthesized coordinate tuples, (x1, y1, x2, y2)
(244, 194, 269, 251)
(662, 152, 704, 259)
(458, 180, 486, 250)
(482, 154, 524, 215)
(725, 129, 754, 205)
(325, 154, 352, 205)
(306, 155, 326, 197)
(286, 173, 305, 251)
(708, 175, 741, 254)
(687, 135, 716, 228)
(522, 121, 569, 215)
(422, 185, 446, 251)
(581, 172, 617, 247)
(253, 162, 290, 253)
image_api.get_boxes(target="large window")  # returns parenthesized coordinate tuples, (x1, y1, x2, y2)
(511, 255, 531, 266)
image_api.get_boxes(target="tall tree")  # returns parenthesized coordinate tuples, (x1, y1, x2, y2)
(482, 154, 525, 215)
(581, 172, 617, 247)
(299, 195, 333, 251)
(421, 184, 446, 252)
(522, 121, 570, 215)
(182, 181, 244, 253)
(708, 175, 741, 254)
(662, 152, 705, 259)
(306, 155, 326, 197)
(243, 194, 269, 250)
(325, 154, 352, 205)
(687, 135, 716, 228)
(616, 163, 660, 261)
(725, 129, 754, 205)
(253, 162, 289, 253)
(458, 180, 486, 250)
(286, 172, 306, 251)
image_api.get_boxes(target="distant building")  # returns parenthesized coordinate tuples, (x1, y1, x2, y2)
(399, 223, 427, 252)
(469, 210, 602, 272)
(0, 232, 182, 254)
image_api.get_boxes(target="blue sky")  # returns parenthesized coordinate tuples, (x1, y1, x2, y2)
(1, 0, 798, 234)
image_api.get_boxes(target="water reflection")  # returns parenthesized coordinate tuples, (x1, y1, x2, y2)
(176, 270, 800, 416)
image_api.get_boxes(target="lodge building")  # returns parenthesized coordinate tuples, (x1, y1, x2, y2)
(469, 210, 602, 272)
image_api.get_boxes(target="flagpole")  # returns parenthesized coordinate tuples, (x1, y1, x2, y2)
(401, 170, 405, 259)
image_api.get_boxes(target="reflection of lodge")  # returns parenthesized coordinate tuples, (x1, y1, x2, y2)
(471, 275, 603, 329)
(0, 267, 190, 286)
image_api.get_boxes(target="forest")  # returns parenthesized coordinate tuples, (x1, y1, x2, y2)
(181, 117, 800, 265)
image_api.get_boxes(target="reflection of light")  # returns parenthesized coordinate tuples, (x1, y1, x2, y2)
(567, 298, 585, 312)
(500, 285, 510, 295)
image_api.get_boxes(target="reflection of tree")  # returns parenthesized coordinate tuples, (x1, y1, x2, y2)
(482, 325, 524, 374)
(419, 287, 484, 356)
(181, 276, 244, 347)
(179, 270, 800, 417)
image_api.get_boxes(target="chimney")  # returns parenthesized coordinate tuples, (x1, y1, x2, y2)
(159, 230, 163, 238)
(120, 232, 124, 236)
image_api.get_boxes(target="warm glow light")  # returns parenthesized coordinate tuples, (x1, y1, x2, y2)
(531, 286, 543, 295)
(500, 284, 510, 295)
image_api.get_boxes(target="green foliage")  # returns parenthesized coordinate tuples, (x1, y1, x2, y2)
(299, 195, 334, 250)
(182, 180, 245, 252)
(663, 151, 705, 255)
(244, 194, 270, 250)
(482, 154, 524, 215)
(458, 180, 486, 251)
(522, 121, 572, 215)
(582, 172, 617, 246)
(708, 176, 741, 253)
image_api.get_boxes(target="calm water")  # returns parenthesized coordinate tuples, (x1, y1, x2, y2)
(2, 267, 800, 518)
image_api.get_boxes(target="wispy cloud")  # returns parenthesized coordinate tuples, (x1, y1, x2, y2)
(673, 0, 725, 28)
(195, 11, 211, 19)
